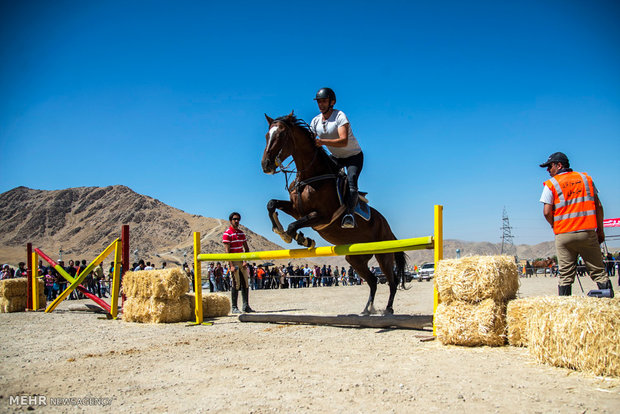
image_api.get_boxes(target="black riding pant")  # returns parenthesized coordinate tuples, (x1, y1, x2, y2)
(331, 151, 363, 193)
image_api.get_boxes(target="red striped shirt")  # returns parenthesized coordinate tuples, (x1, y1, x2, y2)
(222, 226, 246, 253)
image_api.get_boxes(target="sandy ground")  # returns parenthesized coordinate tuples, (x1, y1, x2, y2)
(1, 275, 619, 413)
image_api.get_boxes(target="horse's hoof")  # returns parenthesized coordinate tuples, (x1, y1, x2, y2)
(280, 233, 292, 244)
(383, 308, 394, 316)
(304, 238, 315, 249)
(361, 310, 371, 316)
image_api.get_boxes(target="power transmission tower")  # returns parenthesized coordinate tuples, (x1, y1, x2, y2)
(500, 207, 515, 255)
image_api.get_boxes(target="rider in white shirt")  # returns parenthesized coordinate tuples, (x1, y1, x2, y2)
(310, 87, 363, 228)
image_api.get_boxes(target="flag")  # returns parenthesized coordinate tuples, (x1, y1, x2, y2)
(603, 218, 620, 228)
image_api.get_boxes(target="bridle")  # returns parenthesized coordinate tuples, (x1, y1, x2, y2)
(267, 119, 331, 192)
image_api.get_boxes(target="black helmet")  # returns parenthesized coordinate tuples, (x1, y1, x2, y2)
(314, 87, 336, 103)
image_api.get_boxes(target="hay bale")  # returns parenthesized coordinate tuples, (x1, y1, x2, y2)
(0, 278, 43, 298)
(0, 279, 47, 312)
(0, 278, 28, 297)
(435, 299, 506, 347)
(506, 296, 550, 346)
(527, 296, 620, 377)
(38, 293, 46, 310)
(435, 255, 519, 304)
(0, 296, 26, 313)
(185, 293, 231, 318)
(122, 297, 192, 323)
(122, 268, 190, 299)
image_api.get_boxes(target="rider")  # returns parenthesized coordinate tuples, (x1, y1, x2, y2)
(310, 87, 363, 229)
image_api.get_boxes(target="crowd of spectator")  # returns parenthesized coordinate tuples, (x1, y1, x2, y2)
(0, 258, 367, 301)
(3, 253, 617, 298)
(201, 262, 364, 293)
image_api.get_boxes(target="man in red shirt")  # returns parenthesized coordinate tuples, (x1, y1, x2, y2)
(222, 212, 255, 313)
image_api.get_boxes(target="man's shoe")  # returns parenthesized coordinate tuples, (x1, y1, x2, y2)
(341, 214, 355, 229)
(558, 285, 572, 296)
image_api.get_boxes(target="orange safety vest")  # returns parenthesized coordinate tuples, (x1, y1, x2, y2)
(544, 171, 597, 235)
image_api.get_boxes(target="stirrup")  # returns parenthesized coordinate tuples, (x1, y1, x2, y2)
(341, 214, 355, 229)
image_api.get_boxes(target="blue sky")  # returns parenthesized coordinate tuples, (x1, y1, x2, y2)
(1, 0, 619, 248)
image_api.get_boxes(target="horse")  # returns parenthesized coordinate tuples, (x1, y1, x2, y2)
(261, 112, 406, 315)
(532, 258, 555, 275)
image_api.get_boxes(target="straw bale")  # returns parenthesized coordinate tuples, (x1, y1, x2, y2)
(122, 268, 190, 299)
(122, 296, 192, 323)
(527, 296, 620, 377)
(506, 297, 550, 346)
(0, 278, 47, 312)
(435, 255, 519, 304)
(1, 278, 33, 298)
(38, 294, 47, 309)
(0, 296, 26, 313)
(435, 299, 507, 347)
(185, 293, 231, 318)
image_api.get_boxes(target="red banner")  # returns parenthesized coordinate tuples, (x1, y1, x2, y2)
(603, 218, 620, 228)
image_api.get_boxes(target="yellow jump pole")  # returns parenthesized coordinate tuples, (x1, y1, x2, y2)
(46, 239, 118, 313)
(193, 232, 203, 325)
(189, 232, 211, 326)
(110, 240, 122, 319)
(32, 251, 39, 311)
(433, 204, 443, 336)
(196, 236, 433, 262)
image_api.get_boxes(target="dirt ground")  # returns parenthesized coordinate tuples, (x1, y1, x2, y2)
(1, 276, 619, 413)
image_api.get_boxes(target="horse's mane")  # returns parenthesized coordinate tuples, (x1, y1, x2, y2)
(275, 113, 334, 168)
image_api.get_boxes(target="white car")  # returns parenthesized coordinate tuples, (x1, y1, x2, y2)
(418, 263, 434, 281)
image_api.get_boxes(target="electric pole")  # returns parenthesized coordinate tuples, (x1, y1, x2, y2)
(500, 207, 515, 255)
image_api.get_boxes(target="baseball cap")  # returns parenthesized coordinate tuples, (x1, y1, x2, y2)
(539, 152, 569, 168)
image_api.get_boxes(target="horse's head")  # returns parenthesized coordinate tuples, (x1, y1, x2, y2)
(262, 112, 295, 174)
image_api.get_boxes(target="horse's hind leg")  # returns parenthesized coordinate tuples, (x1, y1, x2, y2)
(346, 254, 377, 315)
(376, 253, 397, 315)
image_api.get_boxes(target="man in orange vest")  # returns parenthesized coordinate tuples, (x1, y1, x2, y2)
(539, 152, 613, 297)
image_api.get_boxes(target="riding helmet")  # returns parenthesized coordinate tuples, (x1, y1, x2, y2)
(314, 87, 336, 103)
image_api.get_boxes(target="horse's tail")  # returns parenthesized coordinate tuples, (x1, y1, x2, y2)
(395, 251, 407, 289)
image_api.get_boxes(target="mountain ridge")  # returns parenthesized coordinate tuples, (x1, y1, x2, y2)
(0, 185, 587, 267)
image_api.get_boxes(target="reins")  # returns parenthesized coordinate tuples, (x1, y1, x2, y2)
(271, 118, 336, 193)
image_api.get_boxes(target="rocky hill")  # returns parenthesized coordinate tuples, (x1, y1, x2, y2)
(0, 185, 283, 267)
(0, 185, 579, 269)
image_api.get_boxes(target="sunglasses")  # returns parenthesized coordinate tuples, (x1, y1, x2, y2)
(231, 218, 240, 221)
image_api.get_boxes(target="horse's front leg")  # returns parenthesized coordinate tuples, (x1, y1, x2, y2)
(285, 211, 329, 248)
(267, 199, 295, 244)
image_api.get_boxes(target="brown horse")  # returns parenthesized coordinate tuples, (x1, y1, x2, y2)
(261, 112, 406, 315)
(532, 258, 554, 269)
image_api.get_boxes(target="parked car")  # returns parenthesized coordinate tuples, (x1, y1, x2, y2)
(418, 262, 434, 281)
(372, 267, 386, 284)
(403, 271, 414, 283)
(372, 268, 415, 284)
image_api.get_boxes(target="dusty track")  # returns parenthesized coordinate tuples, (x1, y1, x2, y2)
(1, 276, 618, 413)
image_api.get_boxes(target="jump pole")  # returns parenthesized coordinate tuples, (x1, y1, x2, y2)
(239, 313, 432, 329)
(433, 204, 443, 336)
(193, 205, 444, 333)
(26, 243, 33, 310)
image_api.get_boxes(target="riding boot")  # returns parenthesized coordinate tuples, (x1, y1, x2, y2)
(596, 280, 615, 298)
(231, 288, 241, 314)
(558, 285, 572, 296)
(341, 190, 358, 229)
(241, 288, 255, 313)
